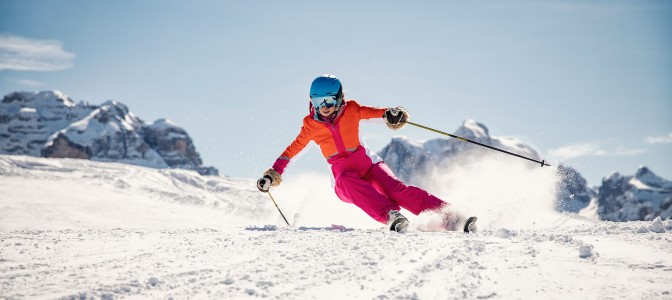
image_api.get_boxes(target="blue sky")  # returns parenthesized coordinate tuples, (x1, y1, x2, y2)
(1, 0, 671, 185)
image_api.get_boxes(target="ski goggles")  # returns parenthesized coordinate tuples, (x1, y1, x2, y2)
(311, 95, 340, 109)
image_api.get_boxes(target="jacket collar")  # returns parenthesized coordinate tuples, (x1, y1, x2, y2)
(310, 100, 348, 123)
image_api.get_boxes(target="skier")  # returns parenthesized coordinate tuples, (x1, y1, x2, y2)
(257, 74, 476, 233)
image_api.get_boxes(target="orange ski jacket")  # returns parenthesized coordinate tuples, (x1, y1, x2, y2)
(273, 100, 387, 173)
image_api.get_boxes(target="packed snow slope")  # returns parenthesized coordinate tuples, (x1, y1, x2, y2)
(1, 155, 671, 299)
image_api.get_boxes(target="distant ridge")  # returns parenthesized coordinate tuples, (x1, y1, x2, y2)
(1, 90, 218, 175)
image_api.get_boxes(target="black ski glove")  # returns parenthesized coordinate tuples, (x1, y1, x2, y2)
(256, 168, 282, 192)
(257, 175, 273, 192)
(384, 107, 409, 130)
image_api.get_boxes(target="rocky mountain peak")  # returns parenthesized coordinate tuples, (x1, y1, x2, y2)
(635, 165, 651, 176)
(634, 166, 672, 190)
(454, 119, 491, 143)
(2, 90, 76, 107)
(603, 171, 624, 184)
(1, 90, 93, 156)
(1, 90, 218, 176)
(142, 117, 212, 174)
(598, 167, 672, 221)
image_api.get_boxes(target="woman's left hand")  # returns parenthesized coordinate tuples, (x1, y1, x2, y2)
(384, 107, 409, 130)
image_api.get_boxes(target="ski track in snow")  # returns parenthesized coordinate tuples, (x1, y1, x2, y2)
(1, 155, 672, 299)
(2, 224, 671, 299)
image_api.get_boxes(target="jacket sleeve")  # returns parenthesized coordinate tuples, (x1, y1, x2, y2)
(353, 100, 387, 120)
(273, 118, 312, 174)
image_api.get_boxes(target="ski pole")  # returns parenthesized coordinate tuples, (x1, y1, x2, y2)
(405, 121, 551, 167)
(267, 191, 290, 226)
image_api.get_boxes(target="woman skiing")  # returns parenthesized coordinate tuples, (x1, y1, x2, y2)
(257, 74, 476, 233)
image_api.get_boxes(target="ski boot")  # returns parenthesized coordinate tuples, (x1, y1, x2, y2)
(446, 213, 478, 233)
(463, 216, 478, 233)
(388, 210, 409, 233)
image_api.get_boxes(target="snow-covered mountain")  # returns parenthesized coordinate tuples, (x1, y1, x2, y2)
(379, 119, 671, 221)
(1, 91, 217, 175)
(598, 166, 672, 221)
(380, 120, 542, 185)
(0, 90, 93, 155)
(380, 120, 543, 185)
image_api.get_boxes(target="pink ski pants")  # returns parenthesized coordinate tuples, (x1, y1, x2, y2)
(328, 146, 448, 224)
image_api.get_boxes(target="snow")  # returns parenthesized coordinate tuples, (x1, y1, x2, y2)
(0, 155, 267, 231)
(578, 244, 594, 258)
(17, 107, 37, 115)
(1, 155, 672, 299)
(460, 119, 489, 140)
(391, 135, 423, 148)
(9, 90, 76, 108)
(651, 217, 666, 233)
(629, 177, 671, 195)
(629, 177, 650, 190)
(150, 118, 180, 129)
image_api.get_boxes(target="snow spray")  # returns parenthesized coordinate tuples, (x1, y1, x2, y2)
(419, 152, 563, 230)
(267, 172, 380, 229)
(270, 154, 568, 231)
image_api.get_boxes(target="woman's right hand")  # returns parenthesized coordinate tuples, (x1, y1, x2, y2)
(257, 176, 273, 192)
(257, 168, 282, 192)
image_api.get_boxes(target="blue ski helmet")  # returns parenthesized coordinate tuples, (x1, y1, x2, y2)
(310, 74, 343, 110)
